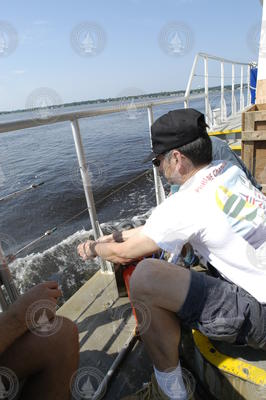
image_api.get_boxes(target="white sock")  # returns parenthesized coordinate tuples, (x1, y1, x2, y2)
(154, 362, 188, 400)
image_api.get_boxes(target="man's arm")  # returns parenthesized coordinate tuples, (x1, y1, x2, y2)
(96, 226, 144, 244)
(116, 226, 144, 241)
(78, 229, 159, 264)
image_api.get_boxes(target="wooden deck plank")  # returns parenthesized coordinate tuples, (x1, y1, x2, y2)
(57, 271, 153, 399)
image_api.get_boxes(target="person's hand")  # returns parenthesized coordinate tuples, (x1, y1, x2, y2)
(8, 281, 62, 329)
(77, 240, 96, 261)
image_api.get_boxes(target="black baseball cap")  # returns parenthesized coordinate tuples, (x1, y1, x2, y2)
(144, 108, 208, 162)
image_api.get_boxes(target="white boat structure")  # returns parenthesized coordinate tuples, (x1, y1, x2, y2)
(0, 1, 266, 398)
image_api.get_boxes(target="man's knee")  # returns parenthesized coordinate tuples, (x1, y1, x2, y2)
(42, 316, 79, 369)
(130, 258, 186, 303)
(55, 317, 79, 349)
(37, 316, 79, 360)
(130, 258, 158, 300)
(0, 317, 79, 377)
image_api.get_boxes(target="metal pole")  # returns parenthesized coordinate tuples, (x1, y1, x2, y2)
(0, 245, 19, 303)
(96, 222, 114, 274)
(71, 119, 100, 239)
(71, 118, 113, 273)
(204, 56, 210, 127)
(184, 53, 199, 109)
(247, 64, 251, 106)
(240, 65, 244, 111)
(231, 64, 236, 115)
(0, 287, 9, 311)
(147, 107, 165, 205)
(221, 61, 225, 122)
(92, 331, 138, 400)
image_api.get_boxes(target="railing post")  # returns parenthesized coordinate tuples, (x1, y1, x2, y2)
(247, 64, 251, 106)
(221, 61, 225, 122)
(0, 288, 8, 311)
(147, 106, 165, 205)
(183, 53, 250, 127)
(204, 56, 211, 127)
(184, 53, 199, 109)
(240, 65, 244, 111)
(71, 118, 113, 273)
(231, 64, 236, 116)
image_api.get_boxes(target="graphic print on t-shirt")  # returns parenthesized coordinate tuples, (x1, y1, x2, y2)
(192, 160, 265, 244)
(216, 185, 263, 222)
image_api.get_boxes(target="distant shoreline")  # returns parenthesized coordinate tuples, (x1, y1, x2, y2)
(0, 84, 244, 115)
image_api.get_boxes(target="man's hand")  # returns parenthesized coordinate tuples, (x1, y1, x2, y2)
(77, 240, 96, 261)
(77, 228, 146, 262)
(8, 281, 62, 329)
(77, 229, 159, 264)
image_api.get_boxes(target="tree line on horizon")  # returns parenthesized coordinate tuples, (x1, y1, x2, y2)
(1, 84, 247, 115)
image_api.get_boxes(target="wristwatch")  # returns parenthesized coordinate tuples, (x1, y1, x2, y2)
(113, 231, 124, 243)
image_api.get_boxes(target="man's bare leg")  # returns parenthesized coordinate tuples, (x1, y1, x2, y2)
(0, 316, 79, 400)
(130, 258, 191, 371)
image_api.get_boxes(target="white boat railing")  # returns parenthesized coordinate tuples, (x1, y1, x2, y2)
(184, 53, 252, 129)
(0, 53, 252, 279)
(0, 94, 201, 277)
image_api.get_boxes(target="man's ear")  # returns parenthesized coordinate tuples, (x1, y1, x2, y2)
(172, 149, 182, 164)
(173, 150, 187, 175)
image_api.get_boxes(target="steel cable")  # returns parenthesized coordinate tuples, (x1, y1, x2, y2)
(0, 182, 44, 202)
(9, 169, 152, 259)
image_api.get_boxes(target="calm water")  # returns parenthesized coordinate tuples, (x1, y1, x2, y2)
(0, 90, 240, 302)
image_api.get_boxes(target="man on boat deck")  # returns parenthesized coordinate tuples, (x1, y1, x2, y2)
(170, 135, 262, 267)
(78, 108, 266, 400)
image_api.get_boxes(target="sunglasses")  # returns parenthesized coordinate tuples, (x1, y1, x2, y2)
(152, 158, 161, 167)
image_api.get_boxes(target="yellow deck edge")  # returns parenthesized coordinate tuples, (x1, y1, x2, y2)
(208, 129, 242, 136)
(192, 330, 266, 386)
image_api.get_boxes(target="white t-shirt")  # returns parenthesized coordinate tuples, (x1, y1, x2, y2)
(142, 161, 266, 303)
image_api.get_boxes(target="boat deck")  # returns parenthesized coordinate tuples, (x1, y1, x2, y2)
(58, 265, 266, 400)
(210, 112, 242, 152)
(212, 112, 242, 133)
(57, 270, 153, 399)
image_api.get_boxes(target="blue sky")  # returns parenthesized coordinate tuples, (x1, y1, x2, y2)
(0, 0, 263, 111)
